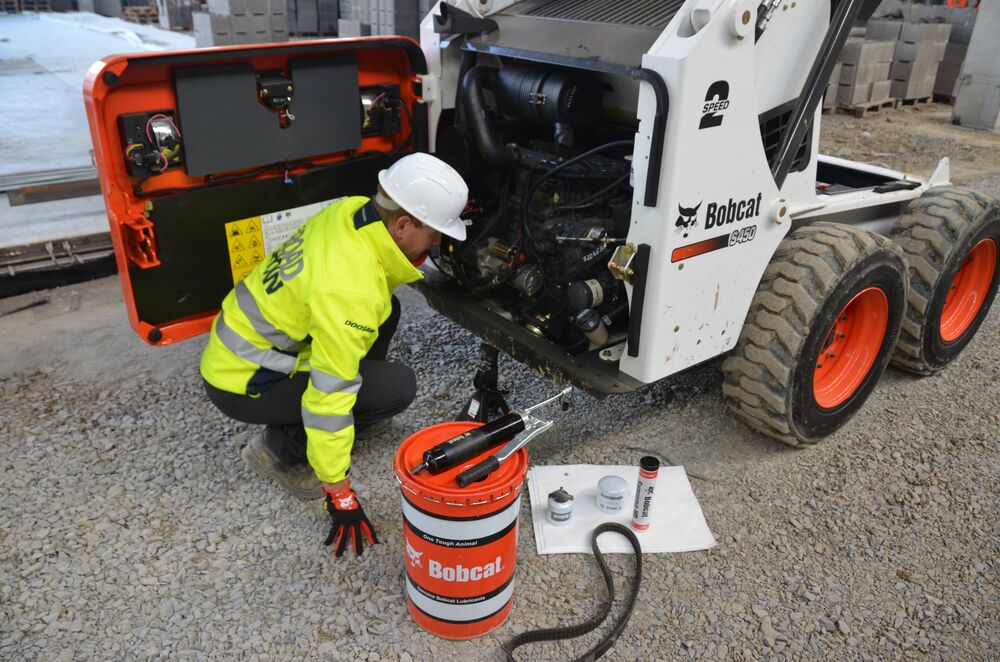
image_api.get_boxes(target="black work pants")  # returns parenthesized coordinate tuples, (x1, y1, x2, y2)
(204, 295, 416, 465)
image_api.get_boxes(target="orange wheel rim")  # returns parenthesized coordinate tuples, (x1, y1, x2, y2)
(940, 238, 997, 343)
(813, 287, 889, 409)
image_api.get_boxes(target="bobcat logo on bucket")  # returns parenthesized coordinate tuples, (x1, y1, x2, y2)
(406, 541, 423, 568)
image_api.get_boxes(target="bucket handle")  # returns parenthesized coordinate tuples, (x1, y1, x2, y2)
(394, 475, 522, 507)
(394, 473, 420, 496)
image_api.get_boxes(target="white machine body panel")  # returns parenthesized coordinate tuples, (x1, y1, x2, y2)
(621, 0, 786, 383)
(420, 0, 946, 388)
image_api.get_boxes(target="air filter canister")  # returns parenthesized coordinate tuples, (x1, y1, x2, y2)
(494, 62, 603, 127)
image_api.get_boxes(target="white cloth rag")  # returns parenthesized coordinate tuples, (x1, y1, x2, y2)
(527, 464, 717, 555)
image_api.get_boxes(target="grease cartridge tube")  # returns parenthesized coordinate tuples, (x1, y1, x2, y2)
(631, 456, 660, 531)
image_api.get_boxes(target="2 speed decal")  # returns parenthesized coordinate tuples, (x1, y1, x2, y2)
(699, 81, 730, 130)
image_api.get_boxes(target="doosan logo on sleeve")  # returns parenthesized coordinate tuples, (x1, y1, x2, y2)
(344, 319, 376, 333)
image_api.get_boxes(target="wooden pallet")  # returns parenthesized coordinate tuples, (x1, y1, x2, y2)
(124, 6, 158, 23)
(821, 104, 839, 115)
(932, 93, 956, 105)
(0, 0, 20, 13)
(18, 0, 50, 9)
(899, 96, 933, 107)
(839, 97, 898, 118)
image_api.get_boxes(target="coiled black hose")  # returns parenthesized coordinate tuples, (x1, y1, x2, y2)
(503, 522, 644, 662)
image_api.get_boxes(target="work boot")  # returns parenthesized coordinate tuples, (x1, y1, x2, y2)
(355, 417, 393, 440)
(240, 432, 322, 500)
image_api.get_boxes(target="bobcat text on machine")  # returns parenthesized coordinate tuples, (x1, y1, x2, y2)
(85, 0, 999, 447)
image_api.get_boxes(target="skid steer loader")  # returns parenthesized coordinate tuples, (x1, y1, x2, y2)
(84, 0, 999, 447)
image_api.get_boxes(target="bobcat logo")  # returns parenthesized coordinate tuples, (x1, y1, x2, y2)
(406, 541, 423, 567)
(676, 202, 702, 238)
(337, 495, 355, 509)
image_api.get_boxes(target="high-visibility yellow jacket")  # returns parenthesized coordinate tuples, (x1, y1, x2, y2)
(200, 196, 422, 483)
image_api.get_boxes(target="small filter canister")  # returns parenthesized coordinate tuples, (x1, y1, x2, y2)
(547, 487, 574, 526)
(597, 475, 628, 514)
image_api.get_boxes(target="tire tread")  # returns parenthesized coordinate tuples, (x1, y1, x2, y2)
(722, 223, 903, 446)
(889, 186, 999, 374)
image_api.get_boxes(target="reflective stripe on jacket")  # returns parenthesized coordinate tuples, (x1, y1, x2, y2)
(200, 196, 422, 483)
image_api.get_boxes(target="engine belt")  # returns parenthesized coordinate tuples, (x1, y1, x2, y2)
(502, 523, 643, 662)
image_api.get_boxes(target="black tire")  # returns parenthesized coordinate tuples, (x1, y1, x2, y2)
(722, 223, 908, 446)
(889, 186, 1000, 375)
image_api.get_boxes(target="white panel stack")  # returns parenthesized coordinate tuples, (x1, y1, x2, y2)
(157, 0, 197, 30)
(369, 0, 419, 39)
(953, 0, 1000, 131)
(338, 0, 371, 36)
(195, 0, 289, 47)
(193, 11, 232, 47)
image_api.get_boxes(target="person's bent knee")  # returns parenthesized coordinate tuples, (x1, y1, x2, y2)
(381, 362, 416, 414)
(355, 360, 416, 423)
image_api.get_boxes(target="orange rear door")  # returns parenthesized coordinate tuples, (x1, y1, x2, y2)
(84, 37, 426, 345)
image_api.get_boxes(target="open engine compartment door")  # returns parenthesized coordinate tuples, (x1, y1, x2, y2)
(84, 38, 425, 345)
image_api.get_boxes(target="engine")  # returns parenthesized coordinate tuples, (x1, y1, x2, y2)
(433, 60, 636, 354)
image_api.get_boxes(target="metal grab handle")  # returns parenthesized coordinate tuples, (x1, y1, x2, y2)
(455, 417, 554, 488)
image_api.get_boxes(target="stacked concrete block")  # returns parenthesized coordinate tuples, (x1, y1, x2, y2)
(338, 0, 371, 37)
(194, 0, 288, 47)
(823, 61, 842, 110)
(288, 0, 318, 34)
(889, 22, 951, 101)
(193, 11, 232, 47)
(953, 0, 1000, 131)
(370, 0, 419, 39)
(318, 0, 338, 34)
(157, 0, 196, 30)
(935, 7, 978, 100)
(92, 0, 122, 18)
(837, 39, 894, 107)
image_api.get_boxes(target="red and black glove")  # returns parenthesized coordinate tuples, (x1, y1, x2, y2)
(323, 485, 378, 557)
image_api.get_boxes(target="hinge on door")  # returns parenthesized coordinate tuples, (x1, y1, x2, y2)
(123, 215, 160, 268)
(608, 243, 637, 282)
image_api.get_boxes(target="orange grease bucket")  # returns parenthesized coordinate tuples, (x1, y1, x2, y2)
(393, 421, 528, 639)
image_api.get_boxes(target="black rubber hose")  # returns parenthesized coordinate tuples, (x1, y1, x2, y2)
(461, 66, 516, 169)
(552, 172, 630, 213)
(502, 523, 643, 661)
(455, 50, 477, 127)
(520, 139, 634, 251)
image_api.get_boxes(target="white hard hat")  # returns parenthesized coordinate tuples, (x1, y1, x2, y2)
(377, 153, 469, 241)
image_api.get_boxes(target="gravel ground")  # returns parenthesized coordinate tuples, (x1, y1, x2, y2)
(1, 103, 998, 661)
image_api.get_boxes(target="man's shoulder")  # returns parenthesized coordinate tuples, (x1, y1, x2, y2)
(309, 210, 385, 294)
(309, 196, 370, 224)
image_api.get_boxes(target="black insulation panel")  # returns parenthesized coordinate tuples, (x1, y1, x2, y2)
(174, 57, 362, 176)
(130, 153, 400, 327)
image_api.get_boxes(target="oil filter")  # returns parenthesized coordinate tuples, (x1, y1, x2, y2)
(597, 475, 628, 514)
(547, 487, 574, 526)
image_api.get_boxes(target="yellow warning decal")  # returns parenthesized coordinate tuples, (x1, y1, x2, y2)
(224, 216, 266, 284)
